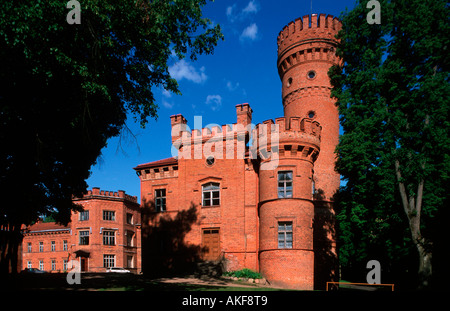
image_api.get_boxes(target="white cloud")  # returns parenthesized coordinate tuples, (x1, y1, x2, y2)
(242, 1, 259, 14)
(226, 80, 240, 91)
(226, 1, 259, 22)
(205, 95, 222, 111)
(162, 100, 174, 109)
(168, 59, 207, 84)
(226, 4, 235, 19)
(161, 88, 172, 98)
(240, 23, 258, 41)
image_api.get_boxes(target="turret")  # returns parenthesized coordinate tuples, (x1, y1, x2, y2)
(255, 13, 341, 290)
(256, 116, 321, 290)
(277, 13, 341, 203)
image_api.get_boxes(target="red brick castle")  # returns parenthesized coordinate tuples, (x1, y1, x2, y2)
(135, 14, 342, 290)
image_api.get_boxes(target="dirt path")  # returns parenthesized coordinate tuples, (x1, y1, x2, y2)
(153, 276, 278, 289)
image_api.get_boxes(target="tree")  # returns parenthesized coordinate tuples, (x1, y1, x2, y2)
(0, 0, 223, 274)
(330, 0, 449, 289)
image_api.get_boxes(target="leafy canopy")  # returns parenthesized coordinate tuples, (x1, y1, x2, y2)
(330, 0, 449, 285)
(0, 0, 223, 226)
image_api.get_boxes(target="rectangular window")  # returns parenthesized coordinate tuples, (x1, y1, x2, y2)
(79, 230, 89, 245)
(202, 183, 220, 207)
(103, 230, 115, 245)
(103, 210, 115, 221)
(51, 260, 56, 271)
(79, 210, 89, 221)
(27, 243, 32, 253)
(155, 189, 166, 212)
(39, 241, 44, 252)
(278, 222, 293, 249)
(103, 255, 115, 268)
(126, 231, 134, 247)
(127, 255, 133, 268)
(278, 171, 293, 198)
(27, 261, 32, 269)
(63, 240, 68, 251)
(39, 260, 44, 271)
(63, 259, 68, 271)
(126, 213, 133, 224)
(51, 241, 55, 252)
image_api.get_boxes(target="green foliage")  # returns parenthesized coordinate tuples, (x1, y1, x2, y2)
(0, 0, 223, 227)
(223, 269, 263, 279)
(330, 0, 449, 287)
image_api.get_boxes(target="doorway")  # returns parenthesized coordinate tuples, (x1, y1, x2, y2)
(202, 228, 220, 261)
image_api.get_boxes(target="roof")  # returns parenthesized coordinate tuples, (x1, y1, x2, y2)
(24, 221, 70, 233)
(133, 157, 178, 170)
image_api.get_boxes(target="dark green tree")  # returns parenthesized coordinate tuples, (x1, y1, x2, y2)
(0, 0, 223, 274)
(330, 0, 449, 289)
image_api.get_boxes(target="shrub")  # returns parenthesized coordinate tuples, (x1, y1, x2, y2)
(223, 268, 262, 279)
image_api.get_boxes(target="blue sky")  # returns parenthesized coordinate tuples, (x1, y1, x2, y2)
(86, 0, 357, 200)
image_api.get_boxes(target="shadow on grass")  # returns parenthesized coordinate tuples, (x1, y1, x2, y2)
(8, 273, 284, 291)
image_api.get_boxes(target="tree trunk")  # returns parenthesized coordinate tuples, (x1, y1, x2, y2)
(395, 159, 432, 289)
(417, 241, 432, 289)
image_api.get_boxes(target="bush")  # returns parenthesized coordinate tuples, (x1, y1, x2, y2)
(223, 268, 262, 279)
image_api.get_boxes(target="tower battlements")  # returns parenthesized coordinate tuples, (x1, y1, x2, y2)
(254, 116, 321, 162)
(74, 187, 138, 203)
(255, 116, 321, 143)
(277, 14, 342, 79)
(277, 14, 341, 55)
(173, 121, 250, 145)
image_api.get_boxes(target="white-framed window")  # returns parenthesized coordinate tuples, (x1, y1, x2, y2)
(79, 230, 89, 245)
(79, 210, 89, 221)
(126, 231, 134, 247)
(155, 189, 166, 212)
(27, 261, 32, 269)
(103, 254, 115, 268)
(278, 222, 293, 249)
(103, 230, 115, 246)
(126, 213, 133, 224)
(202, 182, 220, 207)
(103, 210, 115, 221)
(127, 255, 134, 268)
(51, 260, 56, 271)
(27, 243, 32, 253)
(39, 260, 44, 271)
(63, 259, 68, 271)
(63, 240, 68, 251)
(278, 171, 293, 198)
(39, 241, 44, 252)
(51, 241, 55, 252)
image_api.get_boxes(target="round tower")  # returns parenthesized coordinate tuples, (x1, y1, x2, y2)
(276, 13, 342, 290)
(277, 13, 341, 202)
(256, 117, 321, 290)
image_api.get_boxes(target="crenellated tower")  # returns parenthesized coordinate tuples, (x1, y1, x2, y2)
(277, 13, 341, 203)
(277, 13, 341, 290)
(255, 13, 341, 290)
(256, 116, 322, 290)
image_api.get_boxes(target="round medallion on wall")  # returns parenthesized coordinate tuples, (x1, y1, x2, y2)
(206, 156, 215, 167)
(307, 111, 316, 119)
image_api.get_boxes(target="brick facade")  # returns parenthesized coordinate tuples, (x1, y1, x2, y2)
(135, 14, 341, 290)
(21, 188, 142, 274)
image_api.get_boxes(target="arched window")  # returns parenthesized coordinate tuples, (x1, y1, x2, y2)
(202, 182, 220, 207)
